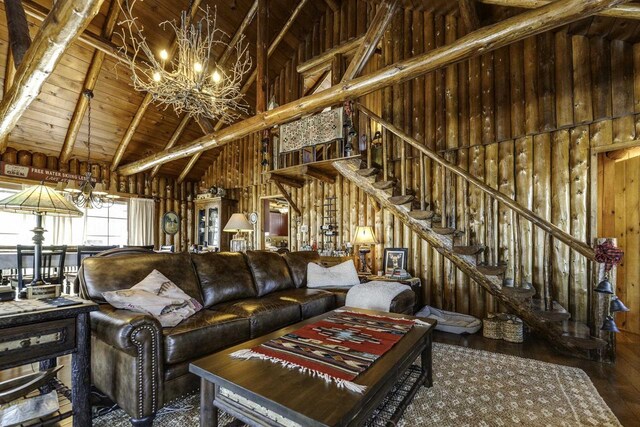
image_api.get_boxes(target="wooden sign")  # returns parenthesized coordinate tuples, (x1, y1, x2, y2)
(0, 161, 88, 183)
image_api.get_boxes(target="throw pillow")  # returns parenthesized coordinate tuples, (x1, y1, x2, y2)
(102, 269, 203, 327)
(306, 260, 360, 288)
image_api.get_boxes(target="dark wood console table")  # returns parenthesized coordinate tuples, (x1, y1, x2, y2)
(0, 298, 98, 426)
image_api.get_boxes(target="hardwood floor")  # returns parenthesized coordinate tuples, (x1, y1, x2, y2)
(2, 331, 638, 426)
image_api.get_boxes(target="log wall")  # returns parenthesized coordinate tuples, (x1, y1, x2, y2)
(0, 147, 197, 252)
(200, 0, 640, 333)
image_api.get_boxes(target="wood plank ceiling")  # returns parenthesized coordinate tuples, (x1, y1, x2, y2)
(1, 0, 640, 181)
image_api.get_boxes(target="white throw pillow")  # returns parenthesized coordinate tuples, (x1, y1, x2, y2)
(102, 269, 202, 327)
(306, 260, 360, 288)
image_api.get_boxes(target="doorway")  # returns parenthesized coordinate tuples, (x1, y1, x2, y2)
(259, 196, 290, 251)
(597, 147, 640, 336)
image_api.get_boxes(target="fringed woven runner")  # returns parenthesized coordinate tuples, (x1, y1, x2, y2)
(230, 310, 428, 393)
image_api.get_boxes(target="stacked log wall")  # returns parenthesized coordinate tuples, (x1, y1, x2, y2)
(200, 1, 640, 331)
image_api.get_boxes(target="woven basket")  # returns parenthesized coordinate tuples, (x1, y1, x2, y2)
(482, 313, 524, 343)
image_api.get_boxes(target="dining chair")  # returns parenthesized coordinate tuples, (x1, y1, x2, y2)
(13, 245, 68, 291)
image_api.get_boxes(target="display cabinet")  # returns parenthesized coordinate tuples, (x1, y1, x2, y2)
(194, 197, 237, 251)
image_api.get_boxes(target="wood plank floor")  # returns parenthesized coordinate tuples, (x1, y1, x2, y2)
(1, 331, 638, 426)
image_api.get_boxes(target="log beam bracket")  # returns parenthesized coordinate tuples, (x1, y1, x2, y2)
(273, 180, 302, 216)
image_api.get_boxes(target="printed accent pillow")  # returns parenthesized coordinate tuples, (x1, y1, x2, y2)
(102, 269, 203, 327)
(307, 260, 360, 288)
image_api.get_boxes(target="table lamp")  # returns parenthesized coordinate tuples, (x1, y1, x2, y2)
(223, 213, 253, 252)
(0, 183, 83, 289)
(353, 226, 378, 273)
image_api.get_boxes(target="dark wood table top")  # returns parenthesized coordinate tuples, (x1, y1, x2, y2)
(0, 298, 97, 327)
(190, 307, 436, 427)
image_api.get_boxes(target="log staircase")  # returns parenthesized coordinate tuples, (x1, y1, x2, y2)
(332, 103, 612, 360)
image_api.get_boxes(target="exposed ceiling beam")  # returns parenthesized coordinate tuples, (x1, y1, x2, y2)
(109, 0, 204, 172)
(177, 0, 309, 183)
(256, 0, 268, 113)
(0, 0, 104, 151)
(477, 0, 640, 20)
(5, 0, 32, 67)
(149, 114, 191, 179)
(458, 0, 480, 32)
(1, 52, 15, 150)
(296, 35, 364, 75)
(265, 172, 304, 188)
(323, 0, 340, 13)
(59, 0, 120, 165)
(118, 0, 628, 176)
(341, 0, 398, 81)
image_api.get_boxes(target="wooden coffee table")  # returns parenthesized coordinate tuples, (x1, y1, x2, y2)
(190, 307, 436, 427)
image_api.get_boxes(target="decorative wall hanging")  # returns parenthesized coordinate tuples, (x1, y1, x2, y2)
(162, 211, 180, 235)
(279, 107, 344, 153)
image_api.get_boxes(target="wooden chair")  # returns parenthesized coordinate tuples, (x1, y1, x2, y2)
(12, 245, 67, 291)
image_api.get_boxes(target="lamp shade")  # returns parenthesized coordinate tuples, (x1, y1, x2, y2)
(353, 226, 378, 245)
(0, 184, 83, 217)
(223, 213, 253, 232)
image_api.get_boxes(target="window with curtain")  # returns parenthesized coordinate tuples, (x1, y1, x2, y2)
(0, 187, 129, 246)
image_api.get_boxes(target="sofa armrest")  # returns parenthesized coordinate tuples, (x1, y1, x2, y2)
(90, 305, 162, 356)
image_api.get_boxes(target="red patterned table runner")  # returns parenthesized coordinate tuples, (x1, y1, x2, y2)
(230, 310, 426, 393)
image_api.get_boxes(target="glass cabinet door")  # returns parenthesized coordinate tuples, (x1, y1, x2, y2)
(198, 209, 206, 246)
(209, 207, 219, 249)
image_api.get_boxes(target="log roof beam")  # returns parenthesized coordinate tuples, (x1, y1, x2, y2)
(0, 0, 104, 151)
(477, 0, 640, 20)
(458, 0, 480, 32)
(5, 0, 32, 67)
(59, 0, 120, 165)
(150, 114, 191, 179)
(118, 0, 629, 177)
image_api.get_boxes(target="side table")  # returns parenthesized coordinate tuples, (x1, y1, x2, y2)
(364, 276, 422, 313)
(0, 298, 98, 426)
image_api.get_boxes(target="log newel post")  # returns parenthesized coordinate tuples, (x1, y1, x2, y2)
(591, 237, 617, 363)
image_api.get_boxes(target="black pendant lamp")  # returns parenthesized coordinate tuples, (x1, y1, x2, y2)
(610, 296, 630, 313)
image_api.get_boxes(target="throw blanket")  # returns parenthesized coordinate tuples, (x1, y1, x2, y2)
(345, 281, 409, 312)
(230, 310, 428, 393)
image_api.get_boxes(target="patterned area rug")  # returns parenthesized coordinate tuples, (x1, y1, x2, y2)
(93, 343, 621, 427)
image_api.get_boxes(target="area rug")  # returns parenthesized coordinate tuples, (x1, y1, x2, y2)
(93, 343, 621, 427)
(230, 310, 426, 393)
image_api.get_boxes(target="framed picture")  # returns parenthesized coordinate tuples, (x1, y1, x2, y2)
(162, 211, 180, 235)
(383, 248, 408, 275)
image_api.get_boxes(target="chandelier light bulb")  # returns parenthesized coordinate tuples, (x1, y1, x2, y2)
(212, 70, 221, 83)
(159, 49, 169, 60)
(153, 71, 162, 82)
(194, 62, 203, 73)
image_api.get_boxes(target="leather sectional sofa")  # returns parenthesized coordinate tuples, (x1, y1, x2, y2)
(79, 249, 415, 426)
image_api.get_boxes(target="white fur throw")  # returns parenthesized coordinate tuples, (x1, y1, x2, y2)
(102, 269, 203, 327)
(306, 260, 360, 288)
(345, 281, 408, 312)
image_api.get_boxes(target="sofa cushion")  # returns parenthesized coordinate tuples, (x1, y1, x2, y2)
(190, 252, 257, 307)
(215, 297, 301, 338)
(162, 310, 250, 364)
(282, 251, 320, 288)
(245, 251, 294, 297)
(81, 252, 203, 305)
(307, 260, 360, 288)
(271, 289, 335, 319)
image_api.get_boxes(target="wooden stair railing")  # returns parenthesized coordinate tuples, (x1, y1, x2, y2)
(356, 103, 595, 261)
(333, 158, 607, 359)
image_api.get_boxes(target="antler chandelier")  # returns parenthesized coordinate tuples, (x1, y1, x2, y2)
(116, 0, 252, 122)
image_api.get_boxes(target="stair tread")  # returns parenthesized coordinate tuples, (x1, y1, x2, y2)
(531, 299, 572, 321)
(408, 210, 435, 220)
(431, 226, 456, 235)
(477, 264, 507, 276)
(559, 321, 608, 349)
(388, 195, 414, 205)
(373, 180, 397, 190)
(452, 245, 485, 255)
(356, 168, 379, 177)
(501, 286, 536, 299)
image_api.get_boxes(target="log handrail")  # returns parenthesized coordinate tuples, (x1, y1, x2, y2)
(356, 103, 596, 261)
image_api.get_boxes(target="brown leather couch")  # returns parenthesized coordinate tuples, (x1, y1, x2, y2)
(79, 250, 415, 426)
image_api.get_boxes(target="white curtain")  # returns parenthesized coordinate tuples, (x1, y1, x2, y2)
(48, 215, 75, 245)
(128, 198, 155, 246)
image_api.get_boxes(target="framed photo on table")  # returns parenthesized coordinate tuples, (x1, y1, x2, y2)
(383, 248, 408, 275)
